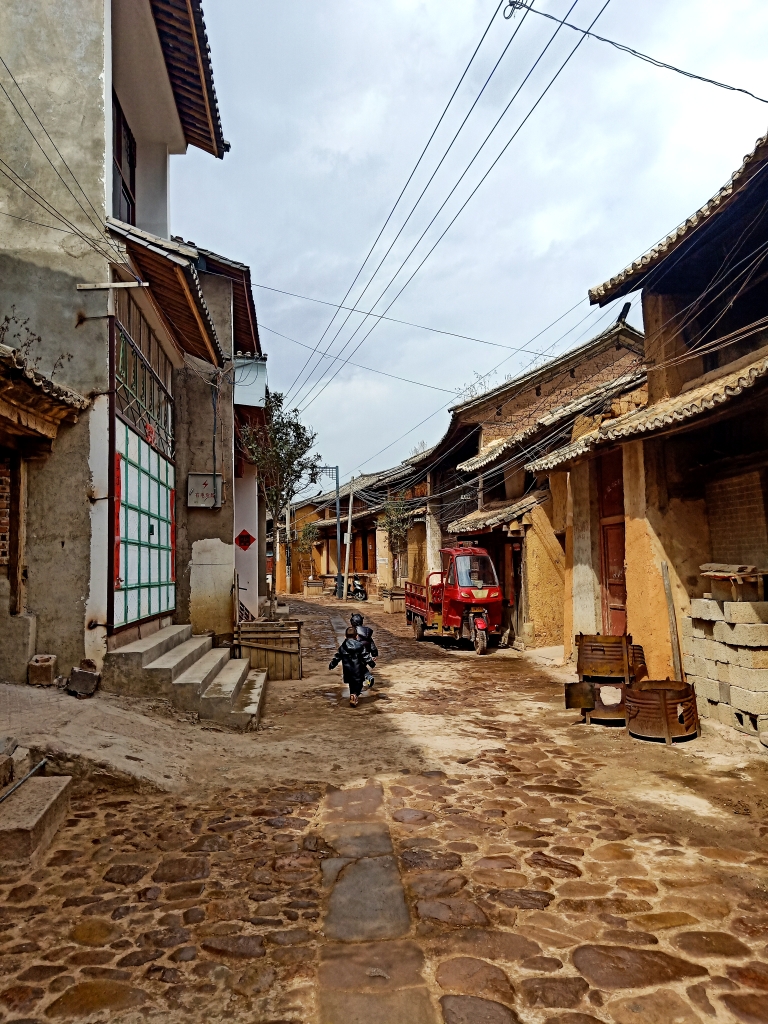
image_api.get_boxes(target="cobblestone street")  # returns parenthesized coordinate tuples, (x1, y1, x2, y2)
(4, 598, 768, 1023)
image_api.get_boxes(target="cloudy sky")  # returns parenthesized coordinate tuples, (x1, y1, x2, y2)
(171, 0, 768, 484)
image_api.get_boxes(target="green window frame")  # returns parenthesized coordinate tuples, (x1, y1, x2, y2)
(114, 421, 175, 627)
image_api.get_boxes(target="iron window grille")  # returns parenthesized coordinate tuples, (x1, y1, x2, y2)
(113, 292, 176, 627)
(115, 290, 174, 460)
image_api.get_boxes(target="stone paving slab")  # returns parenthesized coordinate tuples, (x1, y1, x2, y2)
(322, 783, 383, 822)
(319, 986, 438, 1024)
(324, 856, 411, 941)
(323, 822, 393, 858)
(318, 939, 425, 991)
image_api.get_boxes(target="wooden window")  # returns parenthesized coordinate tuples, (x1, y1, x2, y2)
(112, 93, 136, 225)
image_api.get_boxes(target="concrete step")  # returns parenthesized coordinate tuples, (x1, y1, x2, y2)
(101, 624, 193, 693)
(226, 669, 268, 731)
(199, 658, 250, 724)
(0, 776, 72, 866)
(172, 647, 231, 712)
(145, 635, 213, 691)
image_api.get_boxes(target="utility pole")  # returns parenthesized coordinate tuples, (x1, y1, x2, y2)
(319, 466, 343, 599)
(285, 504, 291, 593)
(343, 480, 354, 602)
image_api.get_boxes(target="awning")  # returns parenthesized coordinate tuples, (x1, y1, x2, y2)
(108, 219, 223, 366)
(448, 490, 549, 535)
(527, 346, 768, 473)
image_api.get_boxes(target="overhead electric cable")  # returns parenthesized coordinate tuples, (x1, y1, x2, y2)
(255, 279, 585, 355)
(504, 0, 768, 104)
(299, 0, 613, 413)
(288, 0, 540, 402)
(0, 53, 132, 269)
(259, 323, 457, 393)
(283, 0, 508, 401)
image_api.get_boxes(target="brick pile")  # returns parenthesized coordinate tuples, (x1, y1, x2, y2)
(683, 598, 768, 744)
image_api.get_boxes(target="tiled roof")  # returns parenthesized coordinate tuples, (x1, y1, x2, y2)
(456, 369, 646, 473)
(149, 0, 229, 159)
(449, 320, 643, 414)
(527, 347, 768, 472)
(0, 344, 89, 411)
(447, 490, 548, 535)
(589, 131, 768, 305)
(108, 219, 223, 366)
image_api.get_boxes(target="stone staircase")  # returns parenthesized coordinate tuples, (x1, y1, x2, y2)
(101, 625, 266, 730)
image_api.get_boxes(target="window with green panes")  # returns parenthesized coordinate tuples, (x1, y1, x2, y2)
(114, 421, 176, 627)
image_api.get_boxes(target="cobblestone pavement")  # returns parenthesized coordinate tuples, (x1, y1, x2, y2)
(3, 599, 768, 1023)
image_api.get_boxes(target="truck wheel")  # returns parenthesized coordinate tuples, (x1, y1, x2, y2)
(474, 629, 488, 655)
(413, 618, 425, 641)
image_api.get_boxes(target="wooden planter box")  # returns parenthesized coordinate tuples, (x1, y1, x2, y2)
(237, 619, 302, 680)
(380, 587, 405, 614)
(303, 580, 324, 597)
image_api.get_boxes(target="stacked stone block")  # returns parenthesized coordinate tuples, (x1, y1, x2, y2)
(683, 598, 768, 744)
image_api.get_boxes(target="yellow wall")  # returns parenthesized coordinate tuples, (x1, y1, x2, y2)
(407, 522, 427, 585)
(623, 440, 711, 678)
(524, 499, 565, 647)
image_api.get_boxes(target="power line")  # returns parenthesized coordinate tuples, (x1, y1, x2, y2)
(0, 53, 132, 270)
(283, 0, 508, 401)
(299, 0, 614, 413)
(289, 0, 541, 404)
(259, 323, 457, 393)
(254, 279, 586, 355)
(294, 0, 585, 409)
(504, 0, 768, 105)
(0, 209, 73, 233)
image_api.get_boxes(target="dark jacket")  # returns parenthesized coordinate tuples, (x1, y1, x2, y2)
(329, 638, 375, 688)
(356, 624, 378, 658)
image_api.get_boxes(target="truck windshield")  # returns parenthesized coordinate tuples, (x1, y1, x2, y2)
(455, 555, 498, 588)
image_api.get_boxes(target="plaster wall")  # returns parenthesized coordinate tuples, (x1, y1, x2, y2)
(425, 504, 442, 575)
(408, 522, 427, 586)
(375, 527, 394, 589)
(135, 143, 169, 238)
(642, 291, 705, 403)
(564, 473, 575, 661)
(570, 461, 601, 636)
(234, 466, 260, 618)
(174, 273, 235, 635)
(504, 467, 526, 500)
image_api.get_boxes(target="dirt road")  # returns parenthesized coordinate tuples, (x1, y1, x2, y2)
(3, 597, 768, 1023)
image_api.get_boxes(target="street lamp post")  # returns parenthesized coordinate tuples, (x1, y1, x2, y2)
(320, 466, 344, 599)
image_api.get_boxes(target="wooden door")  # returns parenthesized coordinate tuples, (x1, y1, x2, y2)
(598, 450, 626, 635)
(601, 521, 627, 635)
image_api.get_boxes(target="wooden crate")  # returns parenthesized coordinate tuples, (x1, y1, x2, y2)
(237, 619, 302, 680)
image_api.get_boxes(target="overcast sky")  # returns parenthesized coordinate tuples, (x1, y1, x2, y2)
(171, 0, 768, 485)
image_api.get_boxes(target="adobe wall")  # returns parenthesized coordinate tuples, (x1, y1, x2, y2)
(0, 0, 111, 676)
(525, 500, 565, 647)
(623, 439, 711, 678)
(570, 461, 601, 639)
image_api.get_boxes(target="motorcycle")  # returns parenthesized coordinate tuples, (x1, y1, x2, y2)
(347, 575, 367, 601)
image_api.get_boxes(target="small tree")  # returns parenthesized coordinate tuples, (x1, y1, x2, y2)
(238, 390, 322, 618)
(380, 492, 412, 582)
(298, 520, 320, 581)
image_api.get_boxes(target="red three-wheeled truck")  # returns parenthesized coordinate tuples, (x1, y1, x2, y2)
(404, 545, 504, 654)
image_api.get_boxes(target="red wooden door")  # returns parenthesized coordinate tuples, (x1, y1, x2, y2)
(598, 450, 626, 635)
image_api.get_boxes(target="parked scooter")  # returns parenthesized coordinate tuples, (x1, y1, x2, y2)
(347, 575, 367, 601)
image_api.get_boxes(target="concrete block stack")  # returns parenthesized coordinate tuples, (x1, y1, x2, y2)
(682, 598, 768, 745)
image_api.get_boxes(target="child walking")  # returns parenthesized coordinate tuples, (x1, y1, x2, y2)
(350, 612, 377, 688)
(329, 626, 376, 707)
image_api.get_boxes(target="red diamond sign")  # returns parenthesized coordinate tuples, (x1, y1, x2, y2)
(235, 529, 256, 551)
